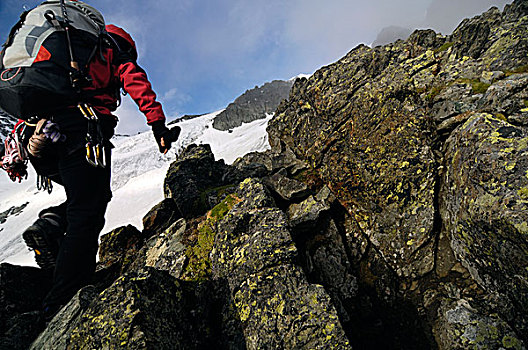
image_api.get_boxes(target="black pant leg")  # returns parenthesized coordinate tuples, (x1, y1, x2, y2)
(42, 148, 112, 309)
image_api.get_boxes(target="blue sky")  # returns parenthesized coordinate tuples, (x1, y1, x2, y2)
(0, 0, 511, 133)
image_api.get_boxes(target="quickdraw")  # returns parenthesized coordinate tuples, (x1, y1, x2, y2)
(78, 103, 106, 168)
(1, 123, 28, 183)
(37, 174, 53, 194)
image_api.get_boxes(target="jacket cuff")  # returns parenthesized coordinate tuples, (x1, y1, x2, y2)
(150, 120, 166, 134)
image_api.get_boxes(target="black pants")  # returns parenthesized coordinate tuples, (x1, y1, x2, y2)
(29, 109, 113, 310)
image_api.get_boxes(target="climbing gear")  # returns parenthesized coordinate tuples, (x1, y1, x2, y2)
(1, 122, 28, 182)
(0, 0, 106, 118)
(28, 119, 52, 158)
(78, 103, 106, 168)
(27, 118, 66, 158)
(22, 215, 65, 270)
(37, 174, 54, 194)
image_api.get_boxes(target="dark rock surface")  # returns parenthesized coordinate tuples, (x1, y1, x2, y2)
(0, 264, 51, 350)
(211, 178, 351, 349)
(267, 0, 528, 348)
(212, 80, 294, 131)
(164, 144, 230, 218)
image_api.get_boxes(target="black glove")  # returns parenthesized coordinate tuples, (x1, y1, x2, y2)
(151, 120, 181, 154)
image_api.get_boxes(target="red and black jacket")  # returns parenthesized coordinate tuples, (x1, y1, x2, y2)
(14, 24, 165, 130)
(85, 24, 166, 125)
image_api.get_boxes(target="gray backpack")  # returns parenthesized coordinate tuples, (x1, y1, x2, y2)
(0, 0, 105, 119)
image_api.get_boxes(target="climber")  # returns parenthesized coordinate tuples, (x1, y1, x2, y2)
(10, 22, 180, 320)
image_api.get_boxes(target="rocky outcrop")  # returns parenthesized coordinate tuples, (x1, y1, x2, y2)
(7, 145, 354, 349)
(212, 80, 294, 131)
(2, 2, 528, 349)
(0, 264, 51, 350)
(268, 0, 528, 348)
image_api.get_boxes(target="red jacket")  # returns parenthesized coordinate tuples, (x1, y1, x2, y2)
(14, 25, 164, 131)
(85, 24, 166, 125)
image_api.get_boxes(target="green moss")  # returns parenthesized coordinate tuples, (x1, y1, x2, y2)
(425, 85, 445, 101)
(434, 41, 454, 53)
(518, 187, 528, 200)
(472, 81, 491, 94)
(209, 193, 239, 220)
(183, 194, 241, 281)
(502, 335, 522, 349)
(504, 65, 528, 77)
(193, 184, 237, 215)
(451, 78, 491, 94)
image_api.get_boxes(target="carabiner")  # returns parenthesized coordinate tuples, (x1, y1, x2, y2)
(86, 142, 98, 167)
(95, 144, 106, 168)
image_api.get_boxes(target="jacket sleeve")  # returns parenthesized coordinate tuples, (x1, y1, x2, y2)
(117, 62, 166, 125)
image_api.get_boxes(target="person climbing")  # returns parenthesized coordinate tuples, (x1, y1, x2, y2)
(1, 1, 180, 320)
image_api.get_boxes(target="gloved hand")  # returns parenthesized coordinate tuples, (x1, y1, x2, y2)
(42, 120, 66, 143)
(151, 120, 181, 154)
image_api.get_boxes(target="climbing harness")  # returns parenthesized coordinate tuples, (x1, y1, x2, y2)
(78, 103, 106, 168)
(1, 123, 28, 182)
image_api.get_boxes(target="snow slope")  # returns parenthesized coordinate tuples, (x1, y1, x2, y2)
(0, 111, 272, 266)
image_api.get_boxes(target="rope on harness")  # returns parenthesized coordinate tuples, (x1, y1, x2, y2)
(1, 123, 28, 183)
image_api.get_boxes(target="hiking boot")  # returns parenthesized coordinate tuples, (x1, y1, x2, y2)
(22, 217, 63, 270)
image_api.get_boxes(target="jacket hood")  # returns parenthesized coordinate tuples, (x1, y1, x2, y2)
(105, 24, 136, 50)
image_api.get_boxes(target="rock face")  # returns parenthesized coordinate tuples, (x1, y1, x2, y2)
(267, 0, 528, 348)
(212, 80, 294, 131)
(0, 264, 51, 350)
(2, 2, 528, 349)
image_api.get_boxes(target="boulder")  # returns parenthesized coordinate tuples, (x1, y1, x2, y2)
(143, 219, 187, 279)
(0, 263, 50, 333)
(164, 144, 231, 218)
(67, 268, 212, 349)
(142, 198, 181, 238)
(212, 178, 351, 349)
(287, 194, 330, 230)
(98, 225, 143, 270)
(266, 168, 310, 202)
(30, 286, 96, 350)
(440, 113, 528, 335)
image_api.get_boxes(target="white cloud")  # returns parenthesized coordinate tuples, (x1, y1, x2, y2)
(114, 95, 149, 135)
(161, 88, 191, 105)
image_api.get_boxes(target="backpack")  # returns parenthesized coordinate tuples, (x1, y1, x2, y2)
(0, 0, 105, 119)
